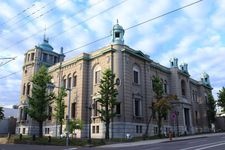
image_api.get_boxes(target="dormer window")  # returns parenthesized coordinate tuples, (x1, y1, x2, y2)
(115, 32, 120, 38)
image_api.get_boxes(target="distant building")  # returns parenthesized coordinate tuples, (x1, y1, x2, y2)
(0, 107, 18, 134)
(17, 23, 212, 138)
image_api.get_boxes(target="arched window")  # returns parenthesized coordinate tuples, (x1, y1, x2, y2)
(23, 84, 26, 95)
(93, 65, 101, 84)
(67, 74, 72, 89)
(181, 80, 186, 97)
(164, 80, 168, 94)
(133, 65, 140, 84)
(62, 76, 66, 88)
(72, 72, 77, 87)
(26, 83, 30, 96)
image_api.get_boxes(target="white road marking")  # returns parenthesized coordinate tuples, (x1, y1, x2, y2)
(195, 142, 225, 150)
(179, 141, 225, 150)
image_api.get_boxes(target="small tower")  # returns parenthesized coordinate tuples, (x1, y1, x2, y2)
(170, 58, 178, 68)
(111, 20, 125, 45)
(201, 72, 211, 86)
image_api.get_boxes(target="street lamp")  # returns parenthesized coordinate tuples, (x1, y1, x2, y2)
(47, 83, 71, 146)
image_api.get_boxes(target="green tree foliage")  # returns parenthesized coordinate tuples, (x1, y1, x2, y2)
(218, 87, 225, 112)
(207, 93, 216, 127)
(27, 66, 54, 137)
(97, 69, 118, 139)
(152, 76, 177, 137)
(54, 87, 67, 135)
(68, 119, 83, 133)
(0, 106, 4, 120)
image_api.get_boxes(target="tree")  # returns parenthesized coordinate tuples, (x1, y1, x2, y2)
(151, 76, 176, 137)
(68, 119, 83, 138)
(97, 69, 118, 139)
(54, 87, 67, 136)
(207, 93, 216, 128)
(0, 106, 4, 120)
(218, 87, 225, 112)
(27, 66, 54, 137)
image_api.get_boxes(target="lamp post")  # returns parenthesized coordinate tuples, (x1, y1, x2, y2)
(66, 88, 71, 147)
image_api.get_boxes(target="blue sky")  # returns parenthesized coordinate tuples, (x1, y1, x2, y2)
(0, 0, 224, 108)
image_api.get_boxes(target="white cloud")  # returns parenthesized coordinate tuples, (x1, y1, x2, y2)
(0, 0, 224, 106)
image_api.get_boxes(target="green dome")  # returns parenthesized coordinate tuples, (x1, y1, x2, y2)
(37, 39, 53, 51)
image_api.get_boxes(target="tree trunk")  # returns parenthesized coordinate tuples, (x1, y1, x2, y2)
(39, 121, 43, 137)
(144, 115, 152, 138)
(60, 121, 63, 135)
(105, 121, 110, 140)
(157, 116, 162, 138)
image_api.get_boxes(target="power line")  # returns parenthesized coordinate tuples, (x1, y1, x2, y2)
(1, 0, 106, 52)
(0, 57, 16, 67)
(64, 0, 204, 54)
(0, 71, 21, 79)
(51, 0, 128, 40)
(0, 0, 56, 37)
(0, 0, 39, 27)
(125, 0, 203, 31)
(0, 0, 204, 80)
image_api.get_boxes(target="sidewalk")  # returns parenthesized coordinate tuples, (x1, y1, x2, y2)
(100, 132, 225, 148)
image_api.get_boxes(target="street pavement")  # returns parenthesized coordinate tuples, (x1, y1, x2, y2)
(1, 132, 225, 150)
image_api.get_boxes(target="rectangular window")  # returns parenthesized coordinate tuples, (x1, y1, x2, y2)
(54, 56, 58, 64)
(43, 53, 47, 62)
(115, 32, 120, 38)
(27, 54, 30, 61)
(134, 98, 141, 116)
(92, 126, 95, 133)
(71, 102, 76, 119)
(96, 126, 99, 133)
(93, 101, 99, 116)
(116, 103, 121, 115)
(195, 111, 198, 124)
(136, 125, 139, 133)
(49, 55, 53, 63)
(73, 75, 77, 87)
(45, 128, 50, 134)
(95, 71, 101, 84)
(31, 53, 34, 61)
(27, 84, 30, 95)
(133, 70, 139, 84)
(140, 125, 142, 133)
(22, 128, 26, 134)
(48, 106, 52, 120)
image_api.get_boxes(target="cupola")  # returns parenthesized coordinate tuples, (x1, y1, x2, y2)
(111, 20, 125, 45)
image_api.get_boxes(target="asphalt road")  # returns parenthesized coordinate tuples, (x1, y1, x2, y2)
(1, 134, 225, 150)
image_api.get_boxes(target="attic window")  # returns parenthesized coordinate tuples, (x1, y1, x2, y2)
(115, 32, 120, 38)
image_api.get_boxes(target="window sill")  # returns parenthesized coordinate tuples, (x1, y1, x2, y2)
(132, 82, 141, 86)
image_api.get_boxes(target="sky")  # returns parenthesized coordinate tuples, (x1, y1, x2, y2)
(0, 0, 224, 108)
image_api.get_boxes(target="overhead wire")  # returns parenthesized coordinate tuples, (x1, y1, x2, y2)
(1, 0, 106, 52)
(51, 0, 128, 40)
(0, 0, 204, 79)
(0, 0, 39, 27)
(64, 0, 204, 54)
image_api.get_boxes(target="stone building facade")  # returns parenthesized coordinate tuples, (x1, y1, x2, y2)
(17, 23, 212, 138)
